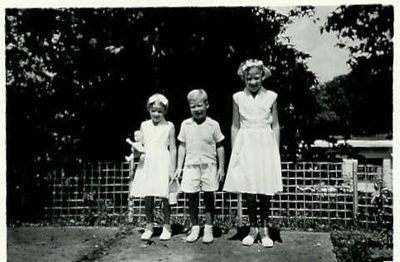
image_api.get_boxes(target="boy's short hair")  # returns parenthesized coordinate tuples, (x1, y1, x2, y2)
(187, 89, 208, 104)
(147, 93, 169, 112)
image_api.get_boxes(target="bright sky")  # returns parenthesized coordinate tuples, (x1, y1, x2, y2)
(273, 6, 351, 83)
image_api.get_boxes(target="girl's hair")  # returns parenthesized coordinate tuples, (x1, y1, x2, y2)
(187, 89, 208, 104)
(237, 59, 272, 81)
(146, 93, 169, 112)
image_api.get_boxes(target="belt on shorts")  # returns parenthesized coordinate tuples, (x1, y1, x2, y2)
(184, 163, 216, 168)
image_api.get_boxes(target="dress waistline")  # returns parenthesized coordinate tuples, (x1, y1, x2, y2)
(240, 124, 272, 129)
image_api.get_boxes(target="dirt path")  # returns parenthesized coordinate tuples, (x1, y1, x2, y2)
(100, 230, 337, 262)
(7, 227, 337, 262)
(7, 226, 119, 262)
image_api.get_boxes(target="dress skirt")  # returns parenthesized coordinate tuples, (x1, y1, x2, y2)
(130, 145, 170, 198)
(224, 126, 282, 195)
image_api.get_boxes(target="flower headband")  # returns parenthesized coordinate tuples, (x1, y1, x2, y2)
(147, 93, 169, 111)
(237, 59, 272, 80)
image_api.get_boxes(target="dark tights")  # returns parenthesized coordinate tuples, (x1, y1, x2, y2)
(145, 196, 170, 225)
(188, 192, 215, 225)
(245, 193, 271, 227)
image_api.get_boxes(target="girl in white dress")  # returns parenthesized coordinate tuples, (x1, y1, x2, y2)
(130, 93, 177, 241)
(224, 59, 282, 247)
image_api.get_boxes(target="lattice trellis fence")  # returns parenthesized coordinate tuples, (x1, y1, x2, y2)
(44, 160, 392, 227)
(356, 162, 393, 225)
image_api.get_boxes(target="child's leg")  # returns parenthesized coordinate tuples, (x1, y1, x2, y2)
(203, 191, 215, 225)
(245, 193, 257, 227)
(141, 196, 155, 240)
(258, 194, 273, 247)
(161, 197, 171, 225)
(258, 195, 271, 227)
(186, 192, 201, 242)
(203, 191, 215, 243)
(188, 193, 199, 226)
(160, 197, 172, 240)
(242, 193, 259, 246)
(145, 196, 155, 223)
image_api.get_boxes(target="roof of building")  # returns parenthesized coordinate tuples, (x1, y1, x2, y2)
(312, 139, 392, 148)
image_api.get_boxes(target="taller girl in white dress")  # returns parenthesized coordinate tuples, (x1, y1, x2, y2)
(224, 59, 282, 248)
(130, 93, 177, 242)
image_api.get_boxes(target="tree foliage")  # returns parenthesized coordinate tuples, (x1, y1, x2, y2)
(325, 5, 393, 67)
(6, 7, 318, 220)
(319, 5, 393, 136)
(315, 75, 353, 137)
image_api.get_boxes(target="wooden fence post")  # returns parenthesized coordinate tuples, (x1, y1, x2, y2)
(342, 159, 358, 220)
(382, 158, 392, 191)
(237, 193, 243, 226)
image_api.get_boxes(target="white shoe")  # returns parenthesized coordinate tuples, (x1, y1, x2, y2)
(160, 225, 172, 241)
(260, 227, 274, 248)
(242, 227, 258, 246)
(141, 229, 153, 241)
(202, 224, 213, 243)
(185, 225, 200, 243)
(140, 224, 154, 241)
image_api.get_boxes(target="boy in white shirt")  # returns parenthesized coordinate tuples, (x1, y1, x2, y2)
(176, 89, 225, 244)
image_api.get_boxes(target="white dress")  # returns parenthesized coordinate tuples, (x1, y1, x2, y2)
(130, 120, 173, 198)
(224, 88, 283, 195)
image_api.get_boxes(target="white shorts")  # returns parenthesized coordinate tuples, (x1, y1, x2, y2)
(181, 163, 218, 193)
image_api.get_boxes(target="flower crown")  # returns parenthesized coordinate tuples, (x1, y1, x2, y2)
(237, 59, 272, 80)
(147, 93, 169, 111)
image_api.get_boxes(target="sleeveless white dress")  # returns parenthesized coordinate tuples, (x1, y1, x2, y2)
(130, 120, 173, 198)
(224, 88, 282, 195)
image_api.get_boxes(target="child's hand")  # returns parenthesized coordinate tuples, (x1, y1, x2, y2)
(172, 168, 183, 180)
(217, 168, 225, 182)
(169, 170, 176, 180)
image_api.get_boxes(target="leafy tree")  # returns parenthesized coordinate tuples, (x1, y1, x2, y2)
(6, 7, 318, 220)
(314, 75, 353, 138)
(321, 5, 393, 136)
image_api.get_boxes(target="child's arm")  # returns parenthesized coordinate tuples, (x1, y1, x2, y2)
(271, 101, 280, 148)
(168, 125, 177, 179)
(176, 142, 186, 178)
(216, 142, 225, 182)
(231, 98, 240, 147)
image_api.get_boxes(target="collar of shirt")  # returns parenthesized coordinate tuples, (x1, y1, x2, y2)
(244, 86, 267, 99)
(186, 117, 209, 126)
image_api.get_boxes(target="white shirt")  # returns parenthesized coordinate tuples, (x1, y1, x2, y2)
(178, 117, 224, 165)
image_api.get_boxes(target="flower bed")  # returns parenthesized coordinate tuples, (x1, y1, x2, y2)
(330, 228, 392, 262)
